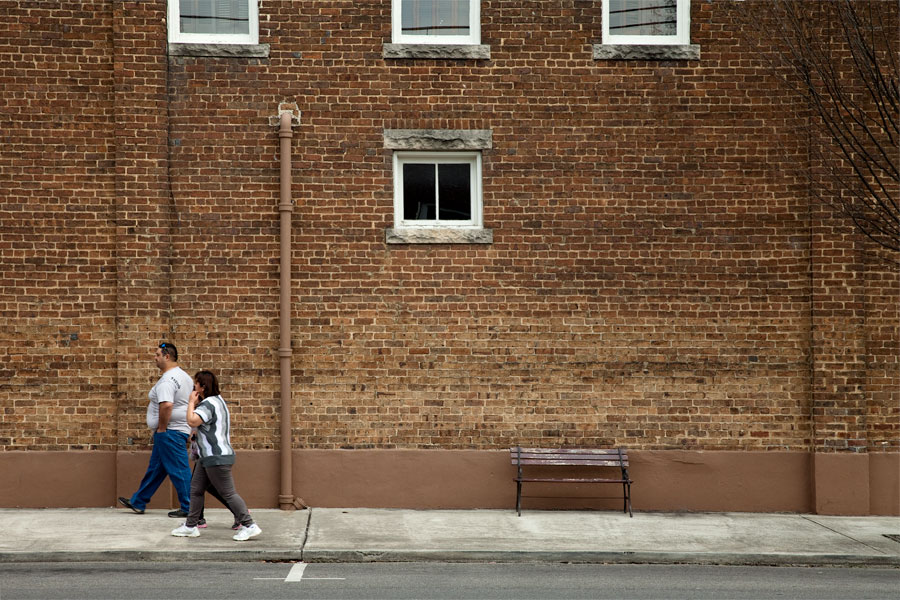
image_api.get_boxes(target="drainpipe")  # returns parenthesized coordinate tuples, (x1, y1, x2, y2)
(278, 111, 298, 511)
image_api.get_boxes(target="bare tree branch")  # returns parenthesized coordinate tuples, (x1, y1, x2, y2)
(738, 0, 899, 255)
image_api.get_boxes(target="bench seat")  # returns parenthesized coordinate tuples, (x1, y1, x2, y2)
(510, 447, 633, 517)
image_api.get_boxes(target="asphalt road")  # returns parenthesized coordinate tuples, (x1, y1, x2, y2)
(2, 561, 898, 600)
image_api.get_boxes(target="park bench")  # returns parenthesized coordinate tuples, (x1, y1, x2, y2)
(510, 447, 633, 517)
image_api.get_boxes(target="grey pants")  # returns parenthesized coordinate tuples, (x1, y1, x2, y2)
(185, 463, 253, 529)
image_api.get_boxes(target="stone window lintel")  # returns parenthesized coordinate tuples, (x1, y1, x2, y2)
(384, 129, 493, 151)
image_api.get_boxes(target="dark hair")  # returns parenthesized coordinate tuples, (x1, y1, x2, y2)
(158, 342, 178, 362)
(193, 370, 220, 398)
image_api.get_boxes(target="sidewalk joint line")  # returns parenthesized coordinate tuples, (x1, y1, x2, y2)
(300, 508, 313, 561)
(799, 515, 888, 555)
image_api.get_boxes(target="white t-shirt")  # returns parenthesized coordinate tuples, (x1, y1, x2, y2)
(145, 366, 193, 435)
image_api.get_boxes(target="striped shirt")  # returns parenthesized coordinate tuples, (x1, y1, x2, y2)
(193, 394, 236, 467)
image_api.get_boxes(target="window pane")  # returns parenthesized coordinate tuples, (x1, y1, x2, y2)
(609, 0, 677, 36)
(180, 0, 249, 35)
(403, 163, 436, 220)
(437, 163, 471, 221)
(401, 0, 470, 37)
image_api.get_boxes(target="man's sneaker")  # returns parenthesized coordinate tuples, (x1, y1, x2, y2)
(171, 523, 199, 537)
(197, 518, 207, 529)
(232, 523, 262, 542)
(117, 497, 144, 514)
(168, 509, 188, 518)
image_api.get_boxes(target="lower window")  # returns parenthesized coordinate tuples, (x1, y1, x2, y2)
(393, 152, 483, 229)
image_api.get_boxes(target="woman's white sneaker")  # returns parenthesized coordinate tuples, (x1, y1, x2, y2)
(171, 523, 200, 537)
(232, 523, 262, 541)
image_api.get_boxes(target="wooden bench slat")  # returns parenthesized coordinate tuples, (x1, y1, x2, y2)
(511, 459, 628, 467)
(515, 453, 625, 459)
(509, 448, 626, 456)
(513, 447, 622, 452)
(518, 477, 631, 483)
(514, 455, 626, 458)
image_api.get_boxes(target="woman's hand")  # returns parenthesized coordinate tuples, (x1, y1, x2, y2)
(186, 389, 204, 427)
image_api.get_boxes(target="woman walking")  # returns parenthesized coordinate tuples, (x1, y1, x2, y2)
(171, 370, 262, 542)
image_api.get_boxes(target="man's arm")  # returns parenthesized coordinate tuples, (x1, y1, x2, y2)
(155, 377, 177, 433)
(157, 401, 172, 433)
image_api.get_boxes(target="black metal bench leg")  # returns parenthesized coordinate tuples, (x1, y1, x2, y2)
(625, 482, 632, 517)
(516, 480, 522, 516)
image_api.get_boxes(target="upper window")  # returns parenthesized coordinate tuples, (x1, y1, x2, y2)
(168, 0, 259, 44)
(393, 152, 483, 230)
(602, 0, 690, 45)
(392, 0, 480, 45)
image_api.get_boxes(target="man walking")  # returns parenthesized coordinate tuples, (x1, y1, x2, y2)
(118, 342, 193, 518)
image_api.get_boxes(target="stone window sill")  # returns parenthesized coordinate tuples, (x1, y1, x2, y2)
(168, 43, 270, 58)
(383, 44, 491, 60)
(593, 44, 700, 61)
(386, 228, 493, 245)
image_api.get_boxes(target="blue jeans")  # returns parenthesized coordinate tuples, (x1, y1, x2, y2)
(129, 430, 192, 512)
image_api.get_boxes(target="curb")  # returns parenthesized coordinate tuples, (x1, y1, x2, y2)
(297, 550, 900, 567)
(2, 550, 897, 567)
(0, 550, 303, 563)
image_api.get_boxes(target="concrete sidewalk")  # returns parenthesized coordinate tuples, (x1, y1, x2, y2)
(3, 508, 899, 566)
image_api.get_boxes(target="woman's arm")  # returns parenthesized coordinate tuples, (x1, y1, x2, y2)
(186, 390, 204, 428)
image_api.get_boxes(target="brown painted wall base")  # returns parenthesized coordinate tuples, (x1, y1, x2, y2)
(1, 450, 897, 515)
(290, 449, 816, 512)
(870, 453, 900, 515)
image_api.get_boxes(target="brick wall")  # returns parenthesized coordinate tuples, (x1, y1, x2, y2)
(1, 1, 897, 459)
(0, 1, 118, 450)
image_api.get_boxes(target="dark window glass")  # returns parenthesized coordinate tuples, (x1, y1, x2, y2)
(403, 163, 436, 220)
(609, 0, 677, 36)
(401, 0, 470, 37)
(437, 163, 471, 220)
(180, 0, 249, 36)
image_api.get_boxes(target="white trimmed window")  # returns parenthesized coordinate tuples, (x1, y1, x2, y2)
(393, 152, 483, 229)
(168, 0, 259, 45)
(392, 0, 480, 45)
(602, 0, 690, 45)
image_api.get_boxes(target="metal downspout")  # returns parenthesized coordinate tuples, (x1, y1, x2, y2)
(278, 111, 299, 511)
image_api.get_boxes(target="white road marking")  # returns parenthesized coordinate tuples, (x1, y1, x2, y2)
(285, 562, 308, 582)
(256, 563, 345, 583)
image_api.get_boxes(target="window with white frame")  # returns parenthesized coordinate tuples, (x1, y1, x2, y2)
(603, 0, 690, 45)
(393, 152, 482, 229)
(392, 0, 480, 45)
(168, 0, 259, 44)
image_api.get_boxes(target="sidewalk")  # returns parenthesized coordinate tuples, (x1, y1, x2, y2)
(3, 508, 898, 566)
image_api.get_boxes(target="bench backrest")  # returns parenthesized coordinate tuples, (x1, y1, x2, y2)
(510, 447, 628, 468)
